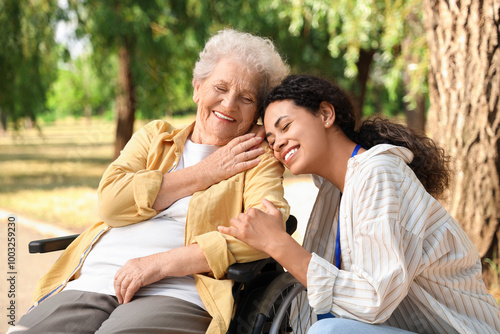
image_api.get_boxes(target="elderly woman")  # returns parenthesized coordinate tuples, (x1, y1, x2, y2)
(13, 29, 290, 334)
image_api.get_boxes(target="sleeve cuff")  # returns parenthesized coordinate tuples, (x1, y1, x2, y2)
(132, 170, 163, 216)
(307, 252, 339, 314)
(195, 231, 236, 279)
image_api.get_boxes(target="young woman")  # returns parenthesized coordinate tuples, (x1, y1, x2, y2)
(218, 75, 500, 333)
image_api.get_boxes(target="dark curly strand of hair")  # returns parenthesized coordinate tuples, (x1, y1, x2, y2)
(262, 74, 451, 199)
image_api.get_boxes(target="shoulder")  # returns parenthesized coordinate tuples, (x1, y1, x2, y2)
(357, 146, 408, 177)
(140, 120, 177, 136)
(351, 145, 412, 194)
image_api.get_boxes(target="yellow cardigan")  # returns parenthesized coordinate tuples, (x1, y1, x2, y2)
(30, 120, 289, 334)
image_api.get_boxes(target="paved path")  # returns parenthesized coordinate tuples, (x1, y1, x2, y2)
(0, 178, 318, 333)
(0, 212, 71, 333)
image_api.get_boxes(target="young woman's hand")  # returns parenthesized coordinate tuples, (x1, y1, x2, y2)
(221, 198, 313, 287)
(218, 198, 288, 254)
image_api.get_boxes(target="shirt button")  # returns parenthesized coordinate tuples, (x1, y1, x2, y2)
(34, 301, 39, 306)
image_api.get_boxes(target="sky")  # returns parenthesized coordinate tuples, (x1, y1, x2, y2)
(54, 0, 88, 58)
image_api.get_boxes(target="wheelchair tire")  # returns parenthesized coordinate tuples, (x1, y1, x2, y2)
(238, 272, 314, 334)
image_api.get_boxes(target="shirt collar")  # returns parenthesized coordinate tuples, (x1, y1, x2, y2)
(352, 144, 414, 165)
(311, 144, 414, 189)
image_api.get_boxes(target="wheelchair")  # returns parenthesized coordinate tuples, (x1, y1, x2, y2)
(29, 215, 315, 334)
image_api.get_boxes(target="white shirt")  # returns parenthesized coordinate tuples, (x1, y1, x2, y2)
(304, 144, 500, 333)
(65, 138, 219, 310)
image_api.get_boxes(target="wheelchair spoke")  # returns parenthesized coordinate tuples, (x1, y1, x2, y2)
(231, 272, 315, 334)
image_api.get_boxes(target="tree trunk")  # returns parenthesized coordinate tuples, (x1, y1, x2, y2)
(114, 42, 136, 159)
(353, 49, 375, 125)
(404, 91, 426, 134)
(422, 0, 500, 261)
(0, 107, 7, 136)
(402, 33, 427, 134)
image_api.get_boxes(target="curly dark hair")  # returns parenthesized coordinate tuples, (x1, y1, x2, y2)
(262, 74, 451, 199)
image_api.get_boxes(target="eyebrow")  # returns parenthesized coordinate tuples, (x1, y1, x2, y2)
(265, 115, 288, 138)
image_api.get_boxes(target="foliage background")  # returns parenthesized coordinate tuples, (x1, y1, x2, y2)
(0, 0, 426, 129)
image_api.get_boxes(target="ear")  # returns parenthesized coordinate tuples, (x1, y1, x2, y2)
(192, 80, 201, 103)
(319, 101, 335, 128)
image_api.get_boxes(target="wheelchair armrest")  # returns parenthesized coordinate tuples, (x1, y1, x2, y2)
(285, 215, 297, 236)
(29, 234, 80, 254)
(227, 258, 273, 283)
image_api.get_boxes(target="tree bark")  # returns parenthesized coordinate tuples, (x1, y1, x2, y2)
(404, 91, 426, 134)
(353, 49, 375, 125)
(402, 34, 427, 134)
(114, 42, 136, 159)
(0, 107, 7, 136)
(423, 0, 500, 260)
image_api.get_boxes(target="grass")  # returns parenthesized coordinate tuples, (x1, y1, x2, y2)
(1, 116, 499, 303)
(0, 116, 193, 232)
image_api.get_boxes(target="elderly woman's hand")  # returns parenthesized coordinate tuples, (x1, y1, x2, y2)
(153, 133, 265, 211)
(114, 254, 164, 304)
(114, 244, 211, 304)
(248, 123, 266, 142)
(198, 133, 264, 186)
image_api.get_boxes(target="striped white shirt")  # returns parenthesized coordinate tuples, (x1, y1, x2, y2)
(304, 144, 500, 333)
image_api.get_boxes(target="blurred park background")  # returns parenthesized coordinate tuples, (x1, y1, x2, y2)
(0, 0, 499, 330)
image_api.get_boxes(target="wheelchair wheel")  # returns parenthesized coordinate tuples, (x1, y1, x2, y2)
(240, 272, 314, 334)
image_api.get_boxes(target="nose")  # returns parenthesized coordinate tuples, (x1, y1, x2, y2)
(274, 134, 287, 152)
(221, 92, 238, 112)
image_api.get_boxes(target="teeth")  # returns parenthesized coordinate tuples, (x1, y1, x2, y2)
(285, 148, 298, 161)
(214, 111, 235, 121)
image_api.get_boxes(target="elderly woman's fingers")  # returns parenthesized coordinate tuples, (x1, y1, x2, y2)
(228, 135, 264, 155)
(114, 273, 125, 303)
(199, 133, 266, 185)
(122, 281, 141, 304)
(114, 268, 134, 303)
(113, 256, 164, 304)
(248, 123, 266, 140)
(228, 136, 265, 169)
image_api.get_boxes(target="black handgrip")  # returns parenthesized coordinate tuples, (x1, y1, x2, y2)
(227, 258, 272, 282)
(29, 234, 80, 253)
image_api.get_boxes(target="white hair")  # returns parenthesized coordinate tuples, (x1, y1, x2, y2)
(193, 29, 289, 106)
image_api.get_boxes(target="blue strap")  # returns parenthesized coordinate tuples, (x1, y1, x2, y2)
(320, 144, 362, 320)
(335, 144, 361, 268)
(351, 144, 362, 157)
(335, 209, 342, 268)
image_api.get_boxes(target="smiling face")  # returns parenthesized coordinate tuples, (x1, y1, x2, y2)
(191, 59, 262, 146)
(264, 100, 331, 175)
